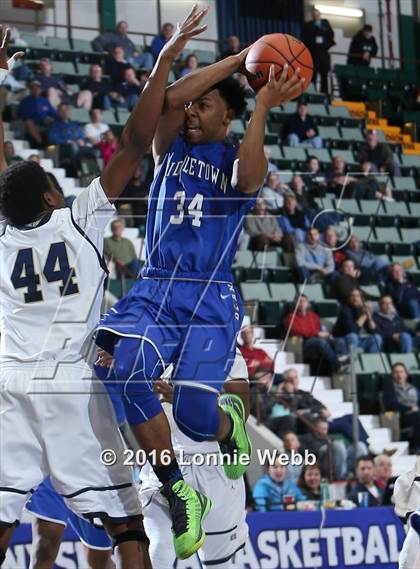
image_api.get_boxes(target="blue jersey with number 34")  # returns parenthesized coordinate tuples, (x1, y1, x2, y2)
(143, 135, 256, 282)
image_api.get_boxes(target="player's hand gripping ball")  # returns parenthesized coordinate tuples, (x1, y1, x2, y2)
(245, 33, 313, 95)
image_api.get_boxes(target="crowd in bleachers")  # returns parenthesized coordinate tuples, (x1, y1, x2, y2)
(2, 19, 420, 510)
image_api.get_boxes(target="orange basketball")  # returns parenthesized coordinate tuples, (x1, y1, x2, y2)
(245, 33, 313, 96)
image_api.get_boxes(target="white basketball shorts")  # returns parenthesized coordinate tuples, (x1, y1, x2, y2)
(0, 361, 141, 525)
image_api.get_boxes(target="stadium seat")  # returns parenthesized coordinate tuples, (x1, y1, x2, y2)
(408, 203, 420, 217)
(194, 49, 216, 65)
(328, 106, 351, 118)
(245, 98, 256, 112)
(338, 199, 361, 215)
(47, 37, 72, 51)
(316, 300, 339, 317)
(75, 62, 92, 75)
(265, 144, 282, 161)
(258, 301, 283, 326)
(360, 285, 381, 298)
(269, 283, 296, 302)
(360, 353, 390, 374)
(240, 282, 271, 302)
(254, 251, 279, 268)
(374, 227, 401, 243)
(233, 251, 254, 268)
(306, 148, 331, 163)
(388, 353, 418, 371)
(330, 149, 357, 165)
(393, 176, 417, 191)
(308, 104, 328, 117)
(340, 127, 365, 142)
(230, 119, 245, 136)
(52, 61, 77, 74)
(359, 200, 386, 216)
(70, 107, 90, 123)
(399, 228, 420, 243)
(282, 146, 306, 161)
(317, 126, 340, 140)
(400, 154, 420, 168)
(383, 202, 409, 217)
(20, 33, 46, 48)
(72, 38, 95, 52)
(298, 284, 324, 301)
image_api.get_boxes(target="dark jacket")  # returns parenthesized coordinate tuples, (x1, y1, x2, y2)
(358, 143, 393, 172)
(383, 381, 419, 413)
(302, 19, 335, 56)
(332, 274, 359, 303)
(333, 304, 371, 337)
(348, 31, 378, 66)
(348, 481, 383, 506)
(385, 278, 420, 316)
(283, 113, 319, 143)
(373, 311, 409, 340)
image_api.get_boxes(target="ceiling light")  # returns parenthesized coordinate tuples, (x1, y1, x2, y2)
(315, 4, 364, 18)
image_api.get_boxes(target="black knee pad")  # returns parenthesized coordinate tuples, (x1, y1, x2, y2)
(112, 529, 150, 551)
(0, 548, 5, 566)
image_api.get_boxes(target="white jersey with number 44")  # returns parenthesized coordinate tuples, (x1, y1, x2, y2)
(0, 178, 114, 363)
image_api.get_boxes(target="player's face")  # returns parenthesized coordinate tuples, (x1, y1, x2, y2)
(184, 90, 232, 144)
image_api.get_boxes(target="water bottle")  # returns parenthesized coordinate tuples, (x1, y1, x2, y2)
(320, 478, 330, 505)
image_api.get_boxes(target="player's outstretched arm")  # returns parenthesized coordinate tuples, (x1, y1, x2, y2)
(154, 15, 248, 163)
(100, 5, 207, 200)
(0, 26, 24, 173)
(231, 64, 303, 195)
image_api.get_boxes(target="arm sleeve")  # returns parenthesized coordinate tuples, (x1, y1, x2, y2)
(71, 177, 116, 251)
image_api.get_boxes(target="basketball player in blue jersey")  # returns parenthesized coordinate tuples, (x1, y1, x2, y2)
(96, 5, 303, 560)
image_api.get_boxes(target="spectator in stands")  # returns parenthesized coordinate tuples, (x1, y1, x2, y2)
(219, 35, 241, 60)
(78, 64, 111, 110)
(245, 197, 283, 251)
(84, 108, 109, 146)
(180, 53, 199, 77)
(98, 128, 118, 166)
(239, 326, 274, 390)
(92, 21, 153, 70)
(3, 141, 22, 166)
(119, 162, 151, 218)
(326, 155, 358, 198)
(332, 259, 360, 303)
(297, 463, 322, 501)
(345, 235, 389, 283)
(355, 160, 385, 200)
(373, 295, 418, 353)
(283, 295, 345, 375)
(383, 363, 420, 453)
(282, 101, 323, 148)
(290, 175, 316, 214)
(332, 288, 383, 354)
(47, 103, 94, 176)
(385, 263, 420, 319)
(358, 130, 397, 176)
(374, 454, 392, 491)
(301, 419, 365, 480)
(282, 432, 305, 483)
(20, 81, 58, 147)
(303, 155, 327, 195)
(106, 46, 130, 84)
(253, 454, 305, 512)
(28, 153, 41, 164)
(33, 58, 70, 108)
(278, 191, 310, 247)
(295, 227, 335, 282)
(347, 25, 378, 67)
(347, 456, 384, 506)
(261, 172, 286, 211)
(150, 22, 174, 62)
(302, 8, 335, 95)
(104, 218, 141, 278)
(323, 227, 346, 268)
(264, 146, 278, 173)
(112, 66, 144, 110)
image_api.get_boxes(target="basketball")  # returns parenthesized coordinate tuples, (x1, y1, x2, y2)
(245, 33, 313, 95)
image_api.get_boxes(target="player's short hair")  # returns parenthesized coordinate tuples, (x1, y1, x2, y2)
(213, 77, 247, 117)
(0, 161, 51, 226)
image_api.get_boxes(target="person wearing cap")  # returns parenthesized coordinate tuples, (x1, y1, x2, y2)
(348, 25, 378, 66)
(358, 129, 397, 175)
(19, 80, 58, 147)
(282, 100, 323, 149)
(302, 8, 335, 95)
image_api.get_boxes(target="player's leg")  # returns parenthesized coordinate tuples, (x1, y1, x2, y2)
(84, 546, 115, 569)
(101, 519, 149, 569)
(29, 519, 65, 569)
(0, 526, 15, 567)
(399, 527, 420, 569)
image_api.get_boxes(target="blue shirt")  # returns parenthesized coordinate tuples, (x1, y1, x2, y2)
(48, 119, 85, 145)
(253, 473, 306, 512)
(150, 34, 166, 61)
(143, 135, 256, 281)
(20, 96, 58, 124)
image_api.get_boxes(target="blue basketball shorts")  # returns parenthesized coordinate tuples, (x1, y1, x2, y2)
(25, 478, 111, 550)
(95, 277, 243, 416)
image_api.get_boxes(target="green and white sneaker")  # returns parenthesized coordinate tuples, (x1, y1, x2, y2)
(161, 479, 211, 560)
(218, 393, 252, 480)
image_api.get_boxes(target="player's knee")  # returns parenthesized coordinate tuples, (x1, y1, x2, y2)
(173, 385, 220, 442)
(85, 548, 114, 569)
(33, 534, 61, 566)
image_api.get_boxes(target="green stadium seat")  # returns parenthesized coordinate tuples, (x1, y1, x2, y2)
(266, 144, 282, 161)
(240, 282, 271, 302)
(70, 107, 90, 123)
(308, 104, 328, 117)
(400, 154, 420, 168)
(52, 61, 77, 74)
(258, 301, 283, 326)
(314, 196, 335, 210)
(334, 64, 354, 78)
(409, 203, 420, 217)
(375, 68, 398, 82)
(298, 283, 324, 301)
(20, 33, 46, 48)
(400, 228, 420, 243)
(388, 353, 418, 370)
(72, 38, 95, 52)
(230, 119, 245, 136)
(390, 255, 417, 266)
(360, 353, 390, 374)
(393, 176, 417, 191)
(102, 110, 119, 125)
(383, 201, 409, 217)
(352, 225, 373, 241)
(76, 62, 92, 75)
(282, 102, 297, 114)
(282, 146, 306, 161)
(374, 227, 401, 243)
(359, 200, 386, 215)
(254, 251, 279, 268)
(245, 98, 256, 112)
(270, 267, 292, 283)
(233, 251, 254, 268)
(306, 148, 331, 163)
(328, 106, 351, 118)
(341, 127, 365, 142)
(269, 283, 296, 302)
(330, 149, 357, 165)
(361, 285, 381, 298)
(194, 49, 216, 65)
(318, 126, 340, 140)
(47, 37, 72, 50)
(338, 199, 361, 215)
